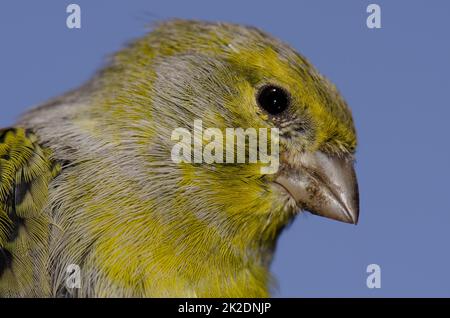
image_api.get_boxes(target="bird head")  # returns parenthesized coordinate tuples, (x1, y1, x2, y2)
(93, 19, 359, 251)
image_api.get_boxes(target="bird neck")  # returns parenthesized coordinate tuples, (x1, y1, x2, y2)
(152, 214, 278, 297)
(85, 201, 282, 297)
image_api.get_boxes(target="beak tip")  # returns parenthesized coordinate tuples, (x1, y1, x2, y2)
(344, 202, 359, 225)
(351, 214, 359, 225)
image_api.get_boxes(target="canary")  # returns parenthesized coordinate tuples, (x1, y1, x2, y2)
(0, 20, 359, 297)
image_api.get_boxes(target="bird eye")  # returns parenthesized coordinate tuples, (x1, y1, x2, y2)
(256, 85, 290, 115)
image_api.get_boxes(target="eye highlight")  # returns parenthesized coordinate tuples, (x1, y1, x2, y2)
(256, 85, 290, 115)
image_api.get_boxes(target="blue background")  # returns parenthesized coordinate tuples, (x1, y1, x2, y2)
(1, 0, 449, 297)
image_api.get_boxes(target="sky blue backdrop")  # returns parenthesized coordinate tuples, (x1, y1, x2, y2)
(1, 0, 449, 297)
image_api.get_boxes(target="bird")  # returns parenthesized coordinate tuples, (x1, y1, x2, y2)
(0, 19, 359, 297)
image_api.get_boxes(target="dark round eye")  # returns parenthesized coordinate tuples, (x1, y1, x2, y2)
(256, 85, 290, 115)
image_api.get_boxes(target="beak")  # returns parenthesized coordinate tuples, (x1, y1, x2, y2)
(275, 151, 359, 224)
